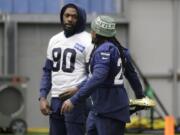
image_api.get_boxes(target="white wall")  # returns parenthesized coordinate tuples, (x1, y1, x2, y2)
(0, 24, 3, 74)
(128, 0, 180, 118)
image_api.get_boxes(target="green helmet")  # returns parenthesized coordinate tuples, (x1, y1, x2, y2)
(91, 15, 116, 37)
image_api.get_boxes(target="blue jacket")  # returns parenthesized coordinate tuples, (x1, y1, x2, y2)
(70, 41, 144, 122)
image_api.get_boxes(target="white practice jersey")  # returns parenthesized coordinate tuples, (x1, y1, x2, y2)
(47, 31, 93, 97)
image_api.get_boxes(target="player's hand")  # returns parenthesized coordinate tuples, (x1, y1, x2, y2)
(61, 99, 74, 114)
(59, 87, 78, 101)
(39, 97, 51, 116)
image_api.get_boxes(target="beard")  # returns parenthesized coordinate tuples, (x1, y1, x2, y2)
(63, 23, 76, 37)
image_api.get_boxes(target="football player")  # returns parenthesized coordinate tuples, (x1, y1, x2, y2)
(61, 15, 145, 135)
(39, 3, 93, 135)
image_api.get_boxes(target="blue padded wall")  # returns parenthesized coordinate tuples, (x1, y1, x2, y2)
(90, 0, 103, 14)
(29, 0, 45, 13)
(45, 0, 60, 14)
(63, 0, 90, 14)
(0, 0, 13, 13)
(63, 0, 77, 4)
(77, 0, 90, 13)
(13, 0, 29, 13)
(0, 0, 117, 14)
(103, 0, 115, 14)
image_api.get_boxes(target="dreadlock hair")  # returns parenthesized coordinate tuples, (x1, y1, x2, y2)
(109, 37, 126, 71)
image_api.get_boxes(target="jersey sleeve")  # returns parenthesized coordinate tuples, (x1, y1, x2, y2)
(39, 59, 52, 99)
(70, 46, 111, 105)
(47, 38, 53, 60)
(39, 38, 54, 100)
(85, 43, 94, 63)
(82, 33, 94, 63)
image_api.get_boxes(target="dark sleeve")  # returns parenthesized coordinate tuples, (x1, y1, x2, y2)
(77, 79, 87, 89)
(70, 51, 110, 105)
(124, 50, 145, 98)
(39, 59, 53, 99)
